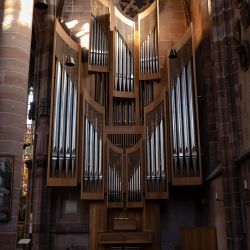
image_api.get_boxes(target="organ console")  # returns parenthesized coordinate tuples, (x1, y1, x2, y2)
(47, 1, 201, 249)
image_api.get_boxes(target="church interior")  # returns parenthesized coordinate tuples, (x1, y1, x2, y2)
(0, 0, 250, 249)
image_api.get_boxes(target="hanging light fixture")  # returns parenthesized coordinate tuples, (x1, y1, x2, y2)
(169, 47, 177, 59)
(169, 35, 177, 59)
(65, 51, 75, 66)
(34, 0, 48, 9)
(65, 0, 75, 67)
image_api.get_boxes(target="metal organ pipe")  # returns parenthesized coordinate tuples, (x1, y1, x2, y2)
(146, 128, 151, 182)
(127, 48, 131, 91)
(146, 106, 166, 192)
(90, 14, 108, 67)
(123, 41, 126, 91)
(150, 125, 155, 182)
(140, 27, 159, 75)
(171, 89, 178, 175)
(115, 31, 119, 91)
(104, 33, 108, 66)
(65, 79, 73, 177)
(90, 15, 94, 64)
(98, 138, 102, 191)
(181, 68, 191, 176)
(119, 33, 123, 91)
(50, 59, 78, 178)
(71, 85, 77, 177)
(154, 27, 159, 73)
(187, 61, 197, 175)
(89, 121, 93, 183)
(93, 16, 97, 64)
(114, 30, 134, 92)
(52, 61, 61, 176)
(58, 71, 67, 176)
(85, 117, 89, 185)
(170, 59, 200, 178)
(160, 119, 165, 178)
(94, 120, 98, 183)
(176, 77, 184, 174)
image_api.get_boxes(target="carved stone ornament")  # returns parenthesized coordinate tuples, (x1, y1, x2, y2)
(240, 0, 250, 29)
(234, 0, 243, 9)
(233, 18, 241, 43)
(236, 40, 250, 71)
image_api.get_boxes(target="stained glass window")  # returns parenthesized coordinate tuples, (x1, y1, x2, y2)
(120, 0, 154, 18)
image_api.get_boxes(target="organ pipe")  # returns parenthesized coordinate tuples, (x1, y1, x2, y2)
(114, 30, 134, 92)
(89, 14, 108, 67)
(140, 27, 159, 75)
(171, 59, 199, 178)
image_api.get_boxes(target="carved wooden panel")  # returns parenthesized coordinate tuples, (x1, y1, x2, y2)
(98, 231, 152, 244)
(113, 6, 135, 54)
(107, 133, 141, 149)
(181, 227, 217, 250)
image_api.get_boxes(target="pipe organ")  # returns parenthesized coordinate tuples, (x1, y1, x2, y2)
(83, 100, 104, 195)
(114, 29, 134, 92)
(48, 20, 81, 186)
(113, 99, 135, 126)
(139, 1, 160, 80)
(169, 25, 201, 186)
(127, 144, 143, 206)
(145, 102, 167, 196)
(107, 144, 123, 206)
(171, 61, 198, 178)
(140, 27, 159, 75)
(88, 0, 109, 71)
(89, 14, 109, 68)
(47, 1, 201, 249)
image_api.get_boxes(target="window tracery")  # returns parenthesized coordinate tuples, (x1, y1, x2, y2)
(120, 0, 154, 18)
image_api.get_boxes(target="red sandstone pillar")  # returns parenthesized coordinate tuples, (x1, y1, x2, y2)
(0, 0, 34, 249)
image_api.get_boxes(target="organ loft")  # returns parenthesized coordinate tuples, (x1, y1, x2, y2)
(48, 0, 202, 249)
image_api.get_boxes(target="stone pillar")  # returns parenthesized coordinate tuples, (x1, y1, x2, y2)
(31, 2, 55, 249)
(0, 0, 34, 249)
(211, 0, 243, 249)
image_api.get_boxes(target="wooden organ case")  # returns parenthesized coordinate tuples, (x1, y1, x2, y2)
(48, 20, 81, 186)
(47, 1, 202, 250)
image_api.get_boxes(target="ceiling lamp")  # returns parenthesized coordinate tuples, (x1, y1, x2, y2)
(169, 37, 177, 59)
(169, 48, 177, 59)
(34, 0, 48, 9)
(65, 52, 75, 67)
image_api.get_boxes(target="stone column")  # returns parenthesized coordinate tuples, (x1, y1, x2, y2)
(211, 0, 243, 249)
(0, 0, 34, 249)
(31, 1, 55, 249)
